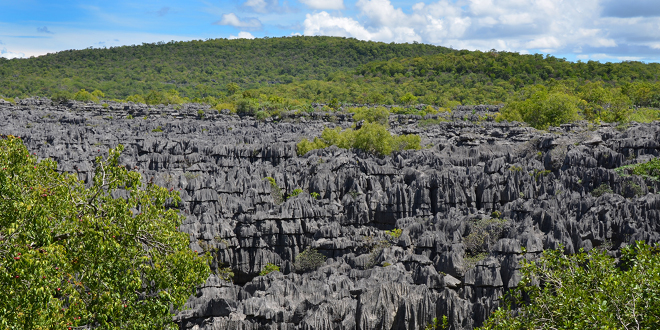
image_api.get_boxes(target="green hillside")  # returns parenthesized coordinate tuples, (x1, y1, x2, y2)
(0, 36, 451, 99)
(1, 36, 659, 127)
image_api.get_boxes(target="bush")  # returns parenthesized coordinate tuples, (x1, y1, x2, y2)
(463, 217, 507, 255)
(0, 136, 210, 329)
(287, 188, 303, 199)
(631, 157, 660, 180)
(479, 242, 660, 330)
(296, 123, 421, 157)
(294, 247, 326, 273)
(73, 89, 99, 103)
(126, 94, 146, 104)
(264, 177, 284, 204)
(499, 85, 582, 129)
(592, 183, 614, 197)
(349, 106, 390, 125)
(51, 91, 72, 104)
(259, 263, 280, 276)
(236, 98, 260, 116)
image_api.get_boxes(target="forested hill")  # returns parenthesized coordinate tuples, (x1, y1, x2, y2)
(0, 36, 451, 99)
(1, 36, 660, 121)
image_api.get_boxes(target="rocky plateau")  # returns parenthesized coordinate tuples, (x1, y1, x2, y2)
(1, 97, 660, 329)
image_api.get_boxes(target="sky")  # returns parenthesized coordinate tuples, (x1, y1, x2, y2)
(1, 0, 659, 62)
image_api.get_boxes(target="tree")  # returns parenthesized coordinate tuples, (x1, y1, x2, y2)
(479, 242, 660, 330)
(499, 85, 582, 129)
(0, 136, 210, 329)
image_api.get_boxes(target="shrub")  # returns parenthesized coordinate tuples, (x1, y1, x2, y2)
(294, 247, 326, 273)
(296, 123, 420, 157)
(73, 89, 99, 103)
(385, 228, 402, 239)
(236, 98, 260, 116)
(152, 126, 163, 133)
(264, 177, 284, 204)
(592, 183, 613, 197)
(288, 188, 303, 199)
(479, 242, 660, 330)
(310, 192, 320, 199)
(631, 157, 660, 180)
(126, 94, 146, 104)
(499, 85, 582, 129)
(0, 136, 210, 329)
(259, 263, 280, 276)
(629, 107, 660, 123)
(51, 91, 72, 104)
(214, 102, 236, 113)
(463, 217, 507, 255)
(400, 92, 418, 105)
(349, 106, 390, 125)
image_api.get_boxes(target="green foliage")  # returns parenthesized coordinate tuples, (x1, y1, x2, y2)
(349, 106, 390, 125)
(0, 136, 211, 329)
(152, 126, 163, 133)
(631, 157, 660, 180)
(418, 118, 448, 127)
(592, 183, 614, 197)
(499, 85, 582, 129)
(629, 107, 660, 123)
(399, 92, 418, 105)
(126, 94, 146, 104)
(259, 263, 280, 276)
(385, 228, 402, 239)
(479, 242, 660, 330)
(297, 123, 421, 156)
(294, 247, 326, 273)
(264, 177, 284, 205)
(72, 89, 99, 103)
(226, 83, 240, 95)
(236, 98, 260, 116)
(51, 91, 72, 104)
(425, 316, 449, 330)
(0, 36, 450, 101)
(310, 192, 320, 199)
(288, 188, 303, 199)
(464, 217, 507, 255)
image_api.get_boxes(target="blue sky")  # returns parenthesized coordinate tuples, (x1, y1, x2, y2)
(1, 0, 659, 62)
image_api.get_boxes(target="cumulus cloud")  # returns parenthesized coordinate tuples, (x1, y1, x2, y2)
(299, 0, 660, 60)
(299, 0, 344, 10)
(1, 48, 25, 59)
(37, 26, 54, 34)
(229, 31, 256, 39)
(215, 13, 263, 30)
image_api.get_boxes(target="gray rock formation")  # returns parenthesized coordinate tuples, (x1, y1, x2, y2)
(2, 99, 659, 329)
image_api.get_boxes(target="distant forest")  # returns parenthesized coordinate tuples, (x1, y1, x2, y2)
(1, 36, 659, 127)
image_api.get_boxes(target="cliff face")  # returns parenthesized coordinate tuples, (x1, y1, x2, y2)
(2, 98, 660, 329)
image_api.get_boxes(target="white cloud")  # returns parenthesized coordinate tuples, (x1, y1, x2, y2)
(299, 0, 344, 10)
(229, 31, 256, 39)
(1, 48, 25, 59)
(242, 0, 290, 14)
(244, 0, 269, 13)
(215, 13, 262, 30)
(304, 12, 373, 40)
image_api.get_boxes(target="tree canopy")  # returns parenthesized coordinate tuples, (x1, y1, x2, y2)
(0, 136, 210, 329)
